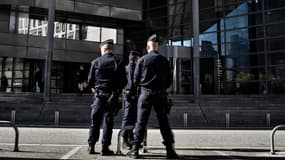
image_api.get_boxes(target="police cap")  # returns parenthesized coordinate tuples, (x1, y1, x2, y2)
(129, 50, 140, 57)
(129, 50, 140, 60)
(99, 39, 114, 48)
(147, 34, 160, 43)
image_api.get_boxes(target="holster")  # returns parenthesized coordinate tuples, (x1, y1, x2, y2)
(123, 89, 136, 102)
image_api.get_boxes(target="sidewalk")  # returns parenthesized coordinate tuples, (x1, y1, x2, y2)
(0, 127, 285, 159)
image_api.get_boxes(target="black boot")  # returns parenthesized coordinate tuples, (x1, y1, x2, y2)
(126, 145, 140, 159)
(87, 146, 95, 154)
(101, 146, 114, 156)
(122, 132, 132, 150)
(166, 144, 178, 159)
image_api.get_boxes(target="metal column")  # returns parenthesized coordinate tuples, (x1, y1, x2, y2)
(44, 0, 55, 102)
(192, 0, 200, 102)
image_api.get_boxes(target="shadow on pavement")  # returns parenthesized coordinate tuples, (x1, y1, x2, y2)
(179, 155, 285, 160)
(0, 158, 58, 160)
(180, 148, 271, 152)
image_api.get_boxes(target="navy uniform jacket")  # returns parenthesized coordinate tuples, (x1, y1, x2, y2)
(134, 50, 172, 90)
(125, 63, 136, 92)
(88, 53, 126, 91)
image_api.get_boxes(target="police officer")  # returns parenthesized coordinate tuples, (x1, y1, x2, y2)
(127, 34, 178, 159)
(87, 39, 126, 155)
(121, 50, 140, 149)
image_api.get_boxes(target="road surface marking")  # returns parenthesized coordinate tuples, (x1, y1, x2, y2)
(0, 143, 86, 147)
(60, 146, 82, 159)
(213, 150, 243, 160)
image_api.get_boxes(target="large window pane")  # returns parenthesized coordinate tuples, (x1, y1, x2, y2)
(54, 22, 66, 39)
(225, 15, 248, 30)
(266, 23, 285, 37)
(66, 23, 80, 40)
(265, 0, 285, 9)
(224, 2, 249, 17)
(269, 66, 285, 80)
(269, 80, 285, 93)
(249, 54, 265, 66)
(225, 81, 264, 94)
(28, 19, 48, 37)
(265, 8, 285, 24)
(83, 26, 100, 42)
(235, 68, 265, 81)
(17, 12, 29, 34)
(200, 32, 220, 45)
(200, 41, 218, 57)
(249, 40, 264, 53)
(267, 37, 285, 51)
(200, 19, 218, 33)
(101, 27, 117, 43)
(268, 52, 285, 65)
(224, 28, 248, 43)
(248, 26, 264, 39)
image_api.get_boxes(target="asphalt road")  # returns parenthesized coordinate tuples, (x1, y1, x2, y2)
(1, 127, 285, 159)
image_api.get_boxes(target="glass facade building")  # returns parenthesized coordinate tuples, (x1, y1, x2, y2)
(143, 0, 285, 94)
(0, 0, 284, 95)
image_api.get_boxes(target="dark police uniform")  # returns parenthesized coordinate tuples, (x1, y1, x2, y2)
(87, 39, 125, 155)
(121, 51, 140, 147)
(129, 34, 177, 159)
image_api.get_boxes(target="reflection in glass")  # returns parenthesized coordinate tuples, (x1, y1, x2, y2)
(66, 23, 80, 40)
(269, 66, 285, 80)
(16, 15, 117, 42)
(265, 0, 285, 9)
(17, 12, 29, 34)
(172, 40, 182, 46)
(227, 34, 249, 70)
(82, 26, 100, 42)
(268, 52, 285, 65)
(267, 37, 285, 51)
(225, 15, 248, 29)
(183, 40, 192, 47)
(101, 27, 117, 43)
(266, 23, 285, 37)
(265, 9, 285, 23)
(200, 32, 218, 45)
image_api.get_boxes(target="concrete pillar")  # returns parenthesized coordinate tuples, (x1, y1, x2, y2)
(192, 0, 200, 102)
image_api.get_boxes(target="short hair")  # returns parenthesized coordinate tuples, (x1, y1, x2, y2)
(100, 39, 114, 48)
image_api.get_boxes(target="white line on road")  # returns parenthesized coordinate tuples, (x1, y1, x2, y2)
(0, 143, 87, 147)
(213, 151, 243, 160)
(60, 146, 82, 160)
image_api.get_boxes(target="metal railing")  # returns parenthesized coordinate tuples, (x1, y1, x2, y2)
(116, 125, 134, 155)
(0, 120, 19, 152)
(270, 125, 285, 155)
(116, 126, 147, 155)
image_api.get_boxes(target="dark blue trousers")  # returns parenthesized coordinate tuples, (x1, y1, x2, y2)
(134, 89, 174, 146)
(88, 95, 114, 147)
(121, 98, 137, 142)
(121, 99, 137, 128)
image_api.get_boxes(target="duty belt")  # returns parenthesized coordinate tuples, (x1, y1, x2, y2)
(95, 89, 111, 96)
(141, 87, 166, 94)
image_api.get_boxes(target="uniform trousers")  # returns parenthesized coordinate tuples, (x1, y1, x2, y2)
(133, 88, 174, 146)
(88, 94, 114, 147)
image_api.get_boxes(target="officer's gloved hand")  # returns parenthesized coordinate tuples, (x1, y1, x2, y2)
(106, 90, 120, 115)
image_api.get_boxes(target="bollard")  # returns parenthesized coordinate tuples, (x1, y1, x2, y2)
(11, 110, 16, 125)
(226, 112, 230, 128)
(183, 112, 188, 128)
(266, 113, 271, 127)
(54, 111, 59, 126)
